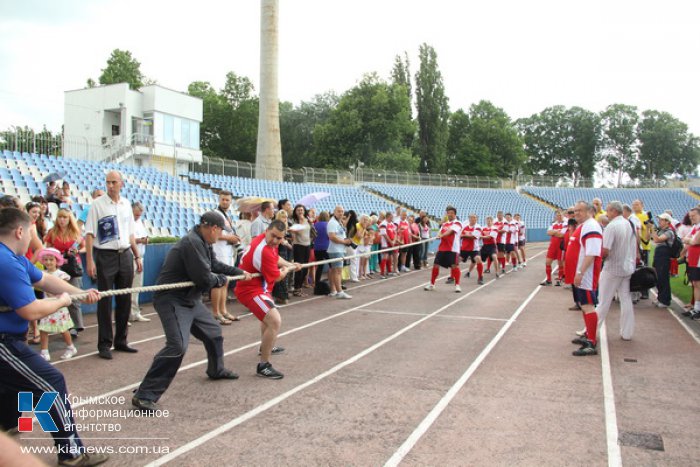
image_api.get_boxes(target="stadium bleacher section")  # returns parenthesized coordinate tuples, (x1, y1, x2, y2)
(523, 187, 698, 222)
(1, 150, 217, 237)
(364, 183, 554, 229)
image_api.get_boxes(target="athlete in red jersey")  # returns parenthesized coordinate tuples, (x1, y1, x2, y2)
(684, 208, 700, 320)
(425, 206, 462, 293)
(379, 212, 398, 277)
(460, 214, 485, 284)
(566, 202, 603, 357)
(541, 210, 567, 286)
(236, 220, 301, 378)
(492, 211, 508, 271)
(480, 216, 502, 278)
(514, 213, 527, 267)
(504, 213, 520, 271)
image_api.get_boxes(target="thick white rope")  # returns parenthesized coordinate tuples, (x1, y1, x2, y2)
(0, 236, 438, 312)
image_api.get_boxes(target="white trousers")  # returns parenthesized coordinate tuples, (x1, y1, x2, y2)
(131, 262, 144, 317)
(595, 269, 635, 340)
(347, 246, 359, 281)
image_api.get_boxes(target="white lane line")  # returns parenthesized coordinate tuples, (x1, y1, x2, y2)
(52, 270, 421, 366)
(360, 309, 509, 322)
(651, 290, 700, 345)
(599, 323, 623, 467)
(384, 284, 542, 467)
(146, 272, 504, 466)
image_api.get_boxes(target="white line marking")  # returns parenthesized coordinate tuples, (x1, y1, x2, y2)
(360, 309, 509, 322)
(599, 323, 622, 467)
(146, 272, 503, 466)
(652, 290, 700, 345)
(384, 284, 542, 467)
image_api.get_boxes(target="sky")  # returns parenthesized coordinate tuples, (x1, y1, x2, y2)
(0, 0, 698, 136)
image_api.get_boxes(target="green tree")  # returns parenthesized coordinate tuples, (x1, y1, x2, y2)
(634, 110, 699, 179)
(314, 73, 415, 169)
(390, 52, 414, 147)
(415, 43, 449, 173)
(280, 92, 338, 168)
(600, 104, 639, 186)
(97, 49, 145, 90)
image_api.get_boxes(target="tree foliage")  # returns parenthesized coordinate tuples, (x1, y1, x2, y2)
(634, 110, 699, 179)
(95, 49, 145, 90)
(600, 104, 639, 186)
(280, 92, 338, 168)
(415, 43, 449, 173)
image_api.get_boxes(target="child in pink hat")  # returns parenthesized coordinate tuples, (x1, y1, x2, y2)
(36, 248, 77, 361)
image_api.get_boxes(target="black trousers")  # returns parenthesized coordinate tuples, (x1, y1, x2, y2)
(135, 295, 226, 402)
(293, 244, 311, 290)
(640, 249, 650, 298)
(95, 249, 134, 351)
(0, 334, 84, 460)
(314, 249, 330, 285)
(654, 246, 672, 305)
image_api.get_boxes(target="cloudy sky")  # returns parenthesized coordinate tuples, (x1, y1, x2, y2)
(0, 0, 698, 135)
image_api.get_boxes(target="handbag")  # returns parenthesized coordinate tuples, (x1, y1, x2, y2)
(630, 266, 657, 292)
(61, 252, 84, 278)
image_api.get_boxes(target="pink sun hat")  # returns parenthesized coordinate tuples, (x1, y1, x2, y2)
(36, 247, 65, 266)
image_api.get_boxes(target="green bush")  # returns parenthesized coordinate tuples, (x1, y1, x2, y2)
(148, 236, 179, 244)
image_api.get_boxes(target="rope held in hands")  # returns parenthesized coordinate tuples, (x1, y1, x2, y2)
(0, 236, 439, 312)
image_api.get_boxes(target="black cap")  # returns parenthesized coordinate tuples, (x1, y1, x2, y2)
(200, 211, 226, 229)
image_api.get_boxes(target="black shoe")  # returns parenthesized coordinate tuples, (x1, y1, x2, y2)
(209, 369, 239, 380)
(445, 277, 454, 284)
(465, 272, 471, 278)
(58, 453, 109, 466)
(98, 349, 113, 360)
(131, 396, 157, 412)
(114, 345, 138, 353)
(572, 339, 598, 357)
(555, 280, 562, 287)
(477, 278, 484, 285)
(69, 329, 79, 339)
(484, 269, 490, 274)
(571, 336, 588, 345)
(540, 280, 552, 286)
(257, 362, 284, 379)
(692, 312, 700, 321)
(258, 346, 285, 356)
(682, 310, 692, 317)
(341, 285, 347, 290)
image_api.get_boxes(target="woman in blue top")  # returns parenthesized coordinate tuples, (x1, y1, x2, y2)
(313, 211, 331, 286)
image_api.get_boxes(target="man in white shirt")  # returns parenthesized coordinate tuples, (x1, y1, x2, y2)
(85, 171, 142, 360)
(592, 201, 639, 341)
(129, 201, 150, 323)
(250, 201, 274, 238)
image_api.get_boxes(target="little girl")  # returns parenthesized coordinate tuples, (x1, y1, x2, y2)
(36, 248, 77, 361)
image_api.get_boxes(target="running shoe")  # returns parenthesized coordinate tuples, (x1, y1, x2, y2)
(555, 280, 562, 287)
(455, 285, 462, 293)
(465, 271, 471, 278)
(258, 346, 285, 356)
(424, 284, 435, 291)
(540, 280, 552, 286)
(445, 277, 454, 284)
(572, 340, 597, 357)
(477, 278, 484, 285)
(257, 362, 284, 379)
(61, 346, 78, 360)
(484, 268, 490, 274)
(335, 292, 352, 299)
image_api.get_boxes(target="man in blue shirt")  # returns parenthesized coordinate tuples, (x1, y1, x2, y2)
(0, 209, 106, 466)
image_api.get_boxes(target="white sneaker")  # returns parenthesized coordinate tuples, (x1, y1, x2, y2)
(40, 350, 50, 361)
(335, 292, 352, 299)
(328, 292, 338, 297)
(455, 285, 462, 293)
(424, 284, 434, 291)
(349, 279, 360, 283)
(522, 262, 527, 267)
(401, 266, 410, 272)
(135, 314, 151, 322)
(61, 346, 77, 360)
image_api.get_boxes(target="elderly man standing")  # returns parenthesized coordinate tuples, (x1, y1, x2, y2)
(85, 171, 142, 360)
(250, 201, 275, 238)
(566, 201, 603, 356)
(129, 201, 150, 323)
(588, 201, 639, 341)
(328, 205, 353, 299)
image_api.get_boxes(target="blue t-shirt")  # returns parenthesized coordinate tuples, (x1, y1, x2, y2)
(0, 243, 44, 334)
(314, 221, 329, 251)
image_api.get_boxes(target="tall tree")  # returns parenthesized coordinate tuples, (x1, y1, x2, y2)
(600, 104, 639, 186)
(415, 43, 449, 173)
(634, 110, 699, 179)
(280, 92, 338, 168)
(96, 49, 144, 90)
(314, 73, 415, 169)
(390, 51, 414, 147)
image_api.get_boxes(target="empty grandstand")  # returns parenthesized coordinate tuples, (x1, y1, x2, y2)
(523, 187, 698, 221)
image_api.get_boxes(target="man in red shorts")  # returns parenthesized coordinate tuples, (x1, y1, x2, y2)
(236, 220, 301, 379)
(541, 210, 567, 286)
(424, 206, 462, 293)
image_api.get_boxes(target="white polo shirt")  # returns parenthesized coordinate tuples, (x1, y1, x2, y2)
(85, 194, 135, 250)
(134, 218, 148, 258)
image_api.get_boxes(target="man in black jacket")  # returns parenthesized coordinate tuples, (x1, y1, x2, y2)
(132, 211, 251, 411)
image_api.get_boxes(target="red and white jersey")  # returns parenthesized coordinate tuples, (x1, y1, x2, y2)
(397, 219, 410, 245)
(379, 220, 397, 248)
(494, 219, 506, 244)
(438, 220, 462, 253)
(564, 219, 602, 290)
(481, 225, 498, 245)
(235, 233, 280, 297)
(548, 220, 567, 247)
(506, 220, 519, 245)
(686, 224, 700, 268)
(461, 223, 482, 252)
(517, 221, 526, 241)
